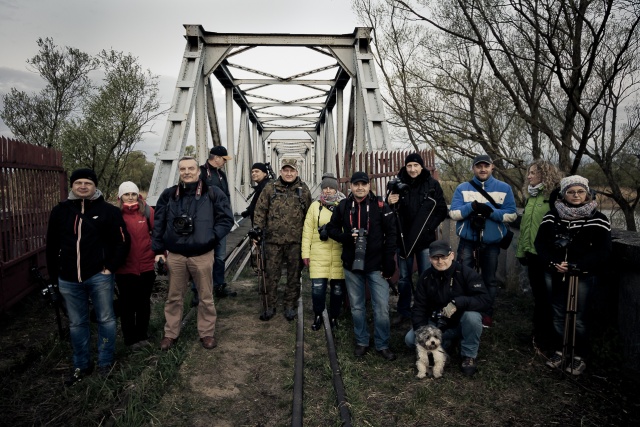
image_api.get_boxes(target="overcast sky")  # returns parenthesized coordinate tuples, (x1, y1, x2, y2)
(0, 0, 361, 158)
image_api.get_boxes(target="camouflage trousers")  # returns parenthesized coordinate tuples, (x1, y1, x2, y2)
(261, 242, 302, 311)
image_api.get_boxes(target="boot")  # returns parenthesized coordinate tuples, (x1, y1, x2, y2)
(311, 315, 323, 331)
(215, 283, 237, 298)
(330, 317, 339, 331)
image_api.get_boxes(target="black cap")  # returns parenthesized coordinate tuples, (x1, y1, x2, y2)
(350, 171, 370, 184)
(429, 240, 452, 257)
(405, 153, 425, 168)
(251, 162, 268, 174)
(70, 168, 98, 186)
(210, 145, 232, 159)
(473, 154, 493, 166)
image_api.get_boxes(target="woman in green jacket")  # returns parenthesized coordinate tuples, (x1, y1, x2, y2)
(516, 160, 562, 352)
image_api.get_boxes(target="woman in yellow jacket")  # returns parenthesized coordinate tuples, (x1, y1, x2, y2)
(302, 173, 346, 331)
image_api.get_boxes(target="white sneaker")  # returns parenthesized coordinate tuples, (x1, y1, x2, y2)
(565, 357, 586, 375)
(546, 351, 564, 368)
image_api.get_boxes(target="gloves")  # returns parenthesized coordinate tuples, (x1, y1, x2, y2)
(442, 301, 457, 318)
(241, 210, 249, 218)
(517, 257, 528, 266)
(472, 201, 493, 217)
(303, 258, 310, 267)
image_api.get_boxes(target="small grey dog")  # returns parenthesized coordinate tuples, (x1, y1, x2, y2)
(415, 325, 448, 379)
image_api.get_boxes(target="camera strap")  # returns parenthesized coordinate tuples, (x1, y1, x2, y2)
(468, 180, 501, 209)
(349, 198, 370, 233)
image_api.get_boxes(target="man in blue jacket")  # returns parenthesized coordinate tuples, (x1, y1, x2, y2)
(449, 154, 517, 327)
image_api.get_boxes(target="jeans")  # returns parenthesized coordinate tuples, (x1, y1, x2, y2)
(344, 269, 391, 350)
(404, 311, 483, 358)
(213, 235, 227, 287)
(545, 273, 595, 356)
(457, 239, 500, 315)
(396, 248, 431, 318)
(59, 272, 116, 369)
(311, 278, 345, 318)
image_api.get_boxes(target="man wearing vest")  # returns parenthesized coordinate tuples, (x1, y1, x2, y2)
(449, 154, 517, 327)
(326, 172, 398, 361)
(253, 159, 312, 321)
(387, 153, 448, 327)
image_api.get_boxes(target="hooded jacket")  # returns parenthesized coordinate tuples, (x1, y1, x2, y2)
(116, 200, 155, 275)
(46, 191, 130, 283)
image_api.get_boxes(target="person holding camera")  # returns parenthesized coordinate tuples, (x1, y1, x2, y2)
(301, 173, 346, 331)
(253, 159, 312, 321)
(46, 168, 130, 385)
(153, 156, 234, 351)
(449, 154, 517, 327)
(386, 153, 448, 327)
(240, 162, 272, 225)
(516, 160, 563, 352)
(200, 145, 236, 298)
(404, 240, 490, 376)
(534, 175, 611, 375)
(115, 181, 156, 351)
(326, 172, 398, 360)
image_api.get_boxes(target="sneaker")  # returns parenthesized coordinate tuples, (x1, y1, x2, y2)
(259, 308, 275, 321)
(311, 315, 323, 331)
(565, 357, 586, 375)
(481, 315, 493, 328)
(284, 307, 297, 321)
(546, 351, 564, 369)
(64, 365, 93, 386)
(461, 357, 477, 376)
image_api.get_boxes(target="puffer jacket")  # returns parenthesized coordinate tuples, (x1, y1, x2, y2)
(253, 176, 312, 245)
(116, 201, 155, 275)
(301, 200, 344, 280)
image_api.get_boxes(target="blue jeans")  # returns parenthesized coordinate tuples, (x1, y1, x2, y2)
(396, 248, 431, 318)
(344, 269, 391, 350)
(545, 273, 595, 356)
(311, 278, 345, 318)
(457, 239, 500, 315)
(59, 272, 116, 369)
(213, 235, 227, 287)
(404, 311, 483, 358)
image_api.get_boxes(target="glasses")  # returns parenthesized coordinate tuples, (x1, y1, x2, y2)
(566, 190, 587, 196)
(429, 254, 450, 261)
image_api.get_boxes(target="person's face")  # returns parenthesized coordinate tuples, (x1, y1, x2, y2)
(472, 162, 494, 181)
(350, 181, 370, 199)
(280, 166, 298, 183)
(430, 252, 454, 271)
(564, 185, 588, 206)
(406, 162, 423, 179)
(179, 159, 200, 183)
(251, 168, 267, 183)
(322, 186, 337, 196)
(209, 155, 226, 168)
(121, 192, 139, 204)
(527, 165, 542, 186)
(71, 179, 96, 199)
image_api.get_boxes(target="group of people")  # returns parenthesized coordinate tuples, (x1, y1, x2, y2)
(46, 148, 610, 386)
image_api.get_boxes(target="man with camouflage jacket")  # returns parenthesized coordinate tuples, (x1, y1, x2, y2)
(253, 159, 312, 321)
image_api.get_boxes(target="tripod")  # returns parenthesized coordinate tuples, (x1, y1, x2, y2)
(561, 274, 579, 375)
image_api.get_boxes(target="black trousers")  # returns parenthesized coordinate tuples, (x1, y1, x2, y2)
(525, 252, 554, 350)
(116, 271, 155, 346)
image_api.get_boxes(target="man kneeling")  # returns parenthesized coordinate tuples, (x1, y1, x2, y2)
(405, 240, 490, 376)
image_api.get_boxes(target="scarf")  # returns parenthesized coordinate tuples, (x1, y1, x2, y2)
(527, 183, 544, 197)
(319, 192, 345, 211)
(554, 199, 598, 220)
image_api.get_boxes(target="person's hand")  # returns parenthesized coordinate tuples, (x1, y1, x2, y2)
(241, 210, 249, 218)
(442, 301, 457, 318)
(517, 257, 528, 267)
(303, 258, 310, 267)
(472, 201, 493, 217)
(155, 254, 166, 263)
(387, 193, 400, 205)
(102, 269, 112, 275)
(553, 261, 569, 273)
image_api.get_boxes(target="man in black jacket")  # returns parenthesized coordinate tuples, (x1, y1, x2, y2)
(154, 156, 234, 351)
(46, 168, 130, 385)
(405, 240, 490, 376)
(387, 153, 448, 327)
(326, 171, 398, 361)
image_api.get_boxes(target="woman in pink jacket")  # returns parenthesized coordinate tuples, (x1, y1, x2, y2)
(115, 181, 156, 350)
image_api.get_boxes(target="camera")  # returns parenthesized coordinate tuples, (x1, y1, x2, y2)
(318, 224, 329, 241)
(248, 227, 263, 242)
(554, 233, 572, 249)
(431, 310, 448, 329)
(469, 212, 487, 231)
(173, 214, 194, 235)
(155, 258, 168, 276)
(386, 177, 410, 195)
(351, 228, 368, 271)
(41, 282, 61, 304)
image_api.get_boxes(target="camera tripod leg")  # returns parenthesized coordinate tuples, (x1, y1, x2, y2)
(561, 275, 579, 375)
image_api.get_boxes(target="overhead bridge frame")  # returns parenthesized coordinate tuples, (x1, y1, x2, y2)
(147, 25, 390, 211)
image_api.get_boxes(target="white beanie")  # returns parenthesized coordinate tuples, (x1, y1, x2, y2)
(560, 175, 589, 195)
(118, 181, 140, 198)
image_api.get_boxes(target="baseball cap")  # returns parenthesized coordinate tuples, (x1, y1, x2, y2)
(350, 171, 370, 184)
(281, 158, 298, 170)
(472, 154, 493, 166)
(210, 146, 232, 160)
(429, 240, 452, 257)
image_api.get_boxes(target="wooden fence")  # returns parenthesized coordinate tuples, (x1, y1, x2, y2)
(0, 136, 66, 311)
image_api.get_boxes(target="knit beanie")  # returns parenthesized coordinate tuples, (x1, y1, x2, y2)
(560, 175, 589, 195)
(251, 163, 268, 174)
(405, 153, 425, 168)
(118, 181, 140, 198)
(69, 168, 98, 186)
(320, 173, 339, 190)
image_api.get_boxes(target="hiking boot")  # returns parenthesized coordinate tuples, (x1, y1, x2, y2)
(482, 315, 493, 328)
(546, 351, 564, 369)
(391, 314, 411, 327)
(284, 307, 297, 321)
(354, 345, 369, 357)
(376, 348, 397, 361)
(311, 315, 323, 331)
(214, 283, 237, 298)
(160, 336, 177, 351)
(259, 308, 275, 321)
(461, 357, 477, 376)
(565, 357, 586, 375)
(64, 365, 93, 386)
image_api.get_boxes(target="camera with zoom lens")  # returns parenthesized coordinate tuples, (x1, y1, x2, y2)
(318, 224, 329, 241)
(386, 177, 410, 195)
(432, 310, 448, 329)
(248, 227, 263, 242)
(173, 214, 194, 235)
(351, 228, 368, 271)
(553, 233, 572, 249)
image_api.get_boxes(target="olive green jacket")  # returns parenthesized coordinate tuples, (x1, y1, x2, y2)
(516, 192, 550, 258)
